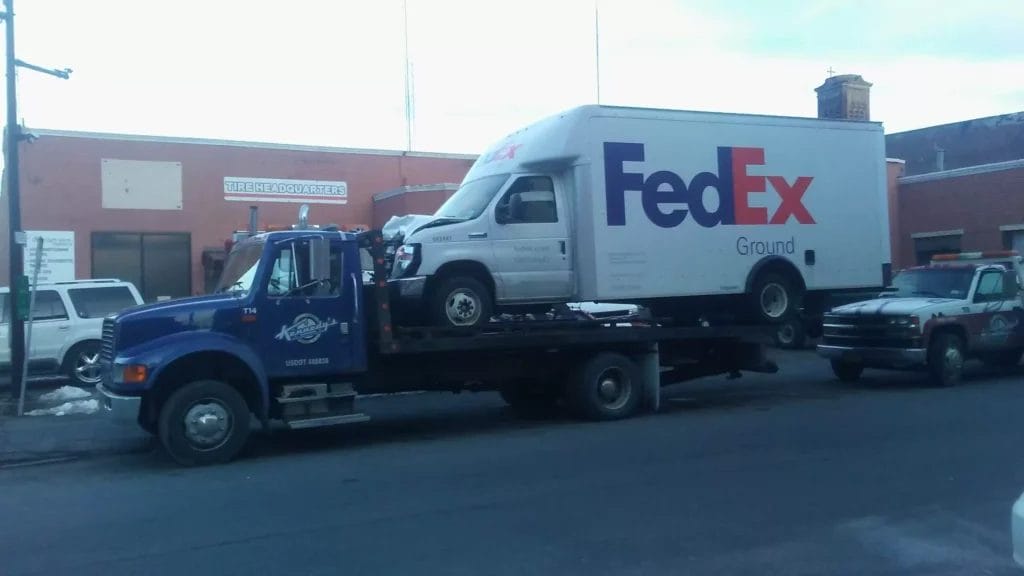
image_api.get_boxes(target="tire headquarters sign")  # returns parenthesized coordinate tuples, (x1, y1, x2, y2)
(224, 177, 348, 205)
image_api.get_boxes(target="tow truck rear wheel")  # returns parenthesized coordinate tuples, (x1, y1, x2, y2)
(927, 332, 965, 387)
(158, 379, 251, 466)
(567, 352, 641, 421)
(774, 316, 807, 349)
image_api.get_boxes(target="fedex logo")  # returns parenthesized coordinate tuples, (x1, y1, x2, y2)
(604, 142, 815, 228)
(481, 143, 521, 165)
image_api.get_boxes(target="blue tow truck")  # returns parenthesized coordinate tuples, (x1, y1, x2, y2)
(98, 208, 778, 466)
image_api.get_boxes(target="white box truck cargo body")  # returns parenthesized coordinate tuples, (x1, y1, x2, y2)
(390, 105, 890, 327)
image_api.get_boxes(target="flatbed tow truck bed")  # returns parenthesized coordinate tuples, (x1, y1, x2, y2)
(358, 231, 778, 402)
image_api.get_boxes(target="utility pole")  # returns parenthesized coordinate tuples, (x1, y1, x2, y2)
(4, 0, 25, 402)
(1, 0, 71, 401)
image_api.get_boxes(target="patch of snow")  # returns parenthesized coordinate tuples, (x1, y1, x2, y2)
(38, 385, 92, 403)
(26, 399, 99, 417)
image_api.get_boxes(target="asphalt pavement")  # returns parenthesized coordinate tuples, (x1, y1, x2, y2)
(1, 349, 1023, 575)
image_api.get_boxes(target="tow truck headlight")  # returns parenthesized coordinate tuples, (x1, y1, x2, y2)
(887, 315, 920, 328)
(393, 243, 420, 277)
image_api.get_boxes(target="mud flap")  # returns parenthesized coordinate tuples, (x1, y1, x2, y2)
(638, 343, 660, 412)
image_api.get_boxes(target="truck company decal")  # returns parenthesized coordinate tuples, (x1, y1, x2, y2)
(275, 313, 339, 344)
(481, 143, 521, 164)
(603, 142, 815, 228)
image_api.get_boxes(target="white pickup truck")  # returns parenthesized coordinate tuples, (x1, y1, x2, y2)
(817, 251, 1024, 386)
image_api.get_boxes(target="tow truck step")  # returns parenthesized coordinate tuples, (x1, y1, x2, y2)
(285, 413, 371, 430)
(276, 383, 357, 403)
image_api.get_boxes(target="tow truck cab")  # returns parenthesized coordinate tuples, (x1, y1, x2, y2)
(817, 251, 1024, 386)
(98, 228, 367, 430)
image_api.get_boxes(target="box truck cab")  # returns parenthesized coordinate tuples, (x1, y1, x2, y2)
(390, 105, 890, 328)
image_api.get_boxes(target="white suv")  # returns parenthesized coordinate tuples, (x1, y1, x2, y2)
(0, 279, 144, 386)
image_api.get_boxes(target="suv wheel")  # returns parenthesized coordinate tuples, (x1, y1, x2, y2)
(65, 341, 103, 387)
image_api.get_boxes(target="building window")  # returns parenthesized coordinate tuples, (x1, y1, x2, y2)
(912, 233, 962, 265)
(92, 233, 191, 302)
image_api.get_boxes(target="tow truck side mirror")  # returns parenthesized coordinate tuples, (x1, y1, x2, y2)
(309, 236, 331, 283)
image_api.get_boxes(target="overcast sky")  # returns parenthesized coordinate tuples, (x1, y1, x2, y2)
(7, 0, 1024, 154)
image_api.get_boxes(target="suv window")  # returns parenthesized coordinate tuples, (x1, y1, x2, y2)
(68, 286, 139, 318)
(32, 290, 68, 321)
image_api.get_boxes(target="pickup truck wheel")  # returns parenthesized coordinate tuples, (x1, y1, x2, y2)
(750, 273, 799, 325)
(567, 353, 641, 421)
(928, 332, 965, 387)
(774, 316, 806, 349)
(830, 359, 863, 382)
(158, 379, 251, 466)
(431, 276, 493, 328)
(64, 341, 103, 387)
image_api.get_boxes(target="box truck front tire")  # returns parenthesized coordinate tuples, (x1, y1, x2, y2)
(750, 273, 799, 325)
(431, 276, 493, 328)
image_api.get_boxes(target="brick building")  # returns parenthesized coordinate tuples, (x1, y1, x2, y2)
(0, 130, 475, 300)
(4, 77, 1020, 300)
(883, 112, 1024, 269)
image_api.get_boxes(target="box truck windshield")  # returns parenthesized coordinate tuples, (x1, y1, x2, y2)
(435, 173, 509, 220)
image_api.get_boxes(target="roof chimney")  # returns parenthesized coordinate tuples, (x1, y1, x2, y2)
(815, 74, 872, 120)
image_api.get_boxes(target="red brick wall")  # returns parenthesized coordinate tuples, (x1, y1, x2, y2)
(895, 166, 1024, 268)
(0, 132, 475, 295)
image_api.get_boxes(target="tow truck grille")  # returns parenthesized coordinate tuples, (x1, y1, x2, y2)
(101, 318, 115, 363)
(821, 314, 918, 348)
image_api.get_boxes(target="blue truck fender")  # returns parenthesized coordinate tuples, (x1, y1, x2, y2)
(119, 331, 271, 420)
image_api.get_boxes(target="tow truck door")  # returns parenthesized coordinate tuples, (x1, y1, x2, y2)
(966, 268, 1024, 350)
(256, 236, 356, 378)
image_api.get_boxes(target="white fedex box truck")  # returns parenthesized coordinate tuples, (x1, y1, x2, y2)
(389, 105, 890, 327)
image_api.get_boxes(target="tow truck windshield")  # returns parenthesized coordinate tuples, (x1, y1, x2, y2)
(215, 240, 264, 293)
(885, 267, 975, 299)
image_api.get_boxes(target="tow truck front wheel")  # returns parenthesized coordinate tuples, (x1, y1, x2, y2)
(928, 332, 965, 387)
(158, 379, 251, 466)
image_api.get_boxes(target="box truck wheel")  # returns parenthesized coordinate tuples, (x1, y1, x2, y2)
(750, 272, 799, 324)
(431, 276, 493, 327)
(567, 352, 641, 421)
(157, 379, 251, 466)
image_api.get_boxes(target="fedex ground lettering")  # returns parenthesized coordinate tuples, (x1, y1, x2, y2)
(603, 142, 815, 228)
